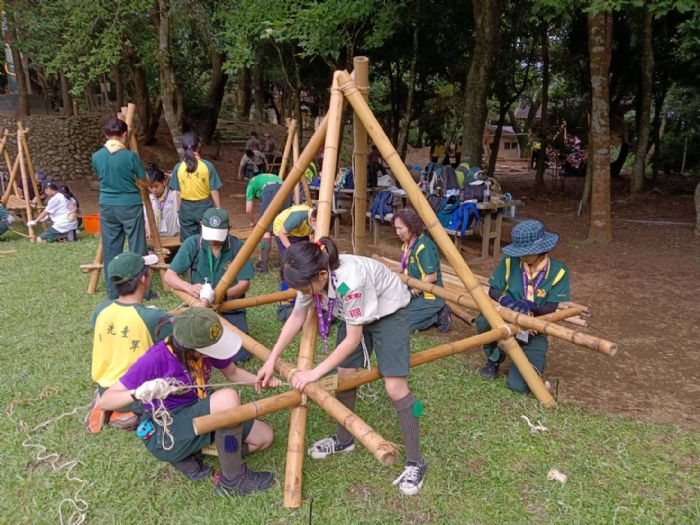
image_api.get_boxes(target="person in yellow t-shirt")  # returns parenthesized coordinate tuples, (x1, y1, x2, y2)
(169, 132, 223, 241)
(86, 252, 171, 433)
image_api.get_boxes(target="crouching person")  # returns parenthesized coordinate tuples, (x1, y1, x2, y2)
(477, 220, 570, 394)
(97, 308, 280, 494)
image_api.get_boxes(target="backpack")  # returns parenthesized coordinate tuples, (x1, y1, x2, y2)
(435, 195, 461, 228)
(455, 162, 471, 187)
(337, 168, 354, 190)
(370, 191, 393, 222)
(447, 202, 480, 237)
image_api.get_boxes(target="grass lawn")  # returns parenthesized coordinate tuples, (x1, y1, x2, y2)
(1, 234, 698, 524)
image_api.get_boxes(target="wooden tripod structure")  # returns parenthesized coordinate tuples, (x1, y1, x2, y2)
(159, 58, 616, 508)
(1, 123, 44, 242)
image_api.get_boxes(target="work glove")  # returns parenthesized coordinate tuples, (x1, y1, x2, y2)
(511, 300, 534, 314)
(27, 220, 38, 227)
(498, 295, 516, 309)
(134, 378, 172, 401)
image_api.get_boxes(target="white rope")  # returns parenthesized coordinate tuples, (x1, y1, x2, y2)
(520, 415, 548, 433)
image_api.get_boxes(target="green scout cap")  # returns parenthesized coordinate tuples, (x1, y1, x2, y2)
(108, 252, 158, 284)
(173, 307, 241, 359)
(201, 208, 229, 242)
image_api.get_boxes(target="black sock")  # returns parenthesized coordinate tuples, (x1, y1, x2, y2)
(335, 389, 357, 444)
(393, 393, 423, 465)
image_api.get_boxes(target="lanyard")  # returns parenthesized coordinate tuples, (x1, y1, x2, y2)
(401, 237, 417, 272)
(521, 260, 548, 301)
(315, 271, 337, 352)
(206, 242, 222, 283)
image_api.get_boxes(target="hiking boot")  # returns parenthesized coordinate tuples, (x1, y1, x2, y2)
(480, 360, 501, 380)
(308, 435, 355, 459)
(436, 304, 452, 332)
(84, 389, 107, 434)
(254, 260, 269, 274)
(393, 461, 428, 496)
(172, 454, 213, 481)
(107, 411, 139, 430)
(214, 464, 275, 496)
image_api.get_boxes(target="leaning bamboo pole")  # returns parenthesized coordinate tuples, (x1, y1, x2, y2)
(216, 289, 296, 313)
(392, 271, 617, 356)
(352, 56, 370, 255)
(193, 327, 510, 435)
(338, 70, 555, 407)
(16, 128, 36, 241)
(217, 315, 399, 467)
(212, 115, 329, 304)
(285, 71, 345, 509)
(87, 241, 103, 294)
(0, 152, 21, 207)
(18, 122, 41, 208)
(279, 118, 297, 180)
(294, 128, 313, 207)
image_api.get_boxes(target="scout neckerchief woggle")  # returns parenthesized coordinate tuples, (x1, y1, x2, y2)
(521, 256, 549, 303)
(313, 241, 335, 353)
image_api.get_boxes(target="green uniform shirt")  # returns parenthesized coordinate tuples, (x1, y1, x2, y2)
(245, 174, 282, 202)
(91, 147, 146, 206)
(169, 234, 254, 287)
(0, 204, 9, 235)
(405, 234, 443, 300)
(169, 159, 223, 200)
(488, 255, 570, 303)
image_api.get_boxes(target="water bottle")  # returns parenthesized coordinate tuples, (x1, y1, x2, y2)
(483, 181, 491, 203)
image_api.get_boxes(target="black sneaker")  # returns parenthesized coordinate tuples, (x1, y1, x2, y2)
(393, 461, 427, 496)
(436, 304, 452, 332)
(480, 360, 500, 379)
(215, 464, 275, 496)
(308, 435, 355, 459)
(172, 454, 213, 481)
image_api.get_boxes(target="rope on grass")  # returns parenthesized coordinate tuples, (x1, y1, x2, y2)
(6, 387, 90, 525)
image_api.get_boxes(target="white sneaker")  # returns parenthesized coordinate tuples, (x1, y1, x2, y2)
(393, 461, 427, 496)
(307, 435, 355, 459)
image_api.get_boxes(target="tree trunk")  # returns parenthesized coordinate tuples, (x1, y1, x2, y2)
(237, 69, 251, 121)
(10, 45, 29, 117)
(252, 48, 264, 123)
(126, 47, 154, 144)
(197, 51, 227, 142)
(508, 109, 527, 153)
(631, 5, 654, 193)
(112, 63, 125, 109)
(488, 105, 508, 176)
(155, 0, 184, 158)
(462, 0, 501, 168)
(398, 0, 420, 160)
(587, 10, 613, 241)
(60, 71, 73, 117)
(534, 23, 549, 192)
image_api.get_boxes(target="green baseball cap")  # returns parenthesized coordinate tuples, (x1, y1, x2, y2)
(108, 251, 158, 284)
(201, 208, 229, 242)
(173, 307, 241, 359)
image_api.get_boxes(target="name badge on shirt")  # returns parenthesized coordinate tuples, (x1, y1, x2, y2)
(159, 219, 168, 233)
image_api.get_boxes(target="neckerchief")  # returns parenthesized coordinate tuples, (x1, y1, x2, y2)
(104, 139, 126, 154)
(167, 343, 208, 399)
(153, 188, 169, 226)
(521, 256, 549, 302)
(401, 237, 417, 273)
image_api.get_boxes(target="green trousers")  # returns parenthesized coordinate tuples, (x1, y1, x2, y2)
(475, 314, 548, 394)
(179, 198, 213, 242)
(408, 294, 445, 332)
(100, 204, 147, 300)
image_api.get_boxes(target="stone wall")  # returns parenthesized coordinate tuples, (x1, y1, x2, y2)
(0, 114, 109, 183)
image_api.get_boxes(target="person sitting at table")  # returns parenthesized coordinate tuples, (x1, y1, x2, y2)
(392, 209, 451, 333)
(367, 144, 387, 188)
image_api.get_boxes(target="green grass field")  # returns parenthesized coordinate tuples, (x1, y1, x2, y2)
(1, 234, 698, 524)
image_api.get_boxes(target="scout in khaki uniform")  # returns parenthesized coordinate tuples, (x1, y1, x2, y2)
(87, 251, 170, 432)
(392, 209, 451, 332)
(97, 308, 281, 492)
(169, 132, 223, 242)
(91, 118, 148, 299)
(477, 220, 570, 393)
(245, 173, 291, 273)
(164, 208, 254, 362)
(257, 237, 428, 496)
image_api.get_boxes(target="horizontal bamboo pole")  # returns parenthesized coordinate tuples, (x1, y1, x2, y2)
(216, 315, 399, 466)
(79, 262, 168, 272)
(217, 289, 297, 313)
(538, 305, 587, 323)
(193, 327, 509, 435)
(447, 301, 475, 324)
(390, 269, 618, 356)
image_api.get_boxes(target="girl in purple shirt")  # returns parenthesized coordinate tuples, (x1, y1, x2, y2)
(98, 308, 281, 496)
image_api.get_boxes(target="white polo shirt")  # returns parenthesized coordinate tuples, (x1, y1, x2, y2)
(294, 255, 410, 325)
(44, 192, 78, 233)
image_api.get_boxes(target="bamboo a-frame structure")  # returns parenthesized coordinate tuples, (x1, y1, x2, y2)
(161, 58, 616, 509)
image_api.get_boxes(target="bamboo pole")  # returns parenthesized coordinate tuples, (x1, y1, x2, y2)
(193, 327, 509, 435)
(295, 128, 313, 207)
(217, 316, 399, 467)
(18, 122, 41, 208)
(446, 301, 475, 324)
(217, 289, 296, 312)
(352, 57, 370, 255)
(284, 71, 346, 509)
(87, 240, 103, 294)
(279, 118, 296, 180)
(16, 128, 36, 241)
(292, 125, 301, 204)
(212, 115, 329, 304)
(80, 262, 168, 272)
(1, 144, 21, 207)
(339, 71, 555, 407)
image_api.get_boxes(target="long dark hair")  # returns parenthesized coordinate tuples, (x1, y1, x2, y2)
(155, 318, 199, 374)
(280, 236, 340, 288)
(103, 117, 128, 137)
(60, 185, 79, 208)
(182, 132, 201, 173)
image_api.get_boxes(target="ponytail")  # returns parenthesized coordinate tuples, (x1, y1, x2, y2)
(280, 236, 340, 288)
(181, 132, 201, 173)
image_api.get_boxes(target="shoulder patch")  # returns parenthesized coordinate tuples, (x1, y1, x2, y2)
(337, 282, 350, 297)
